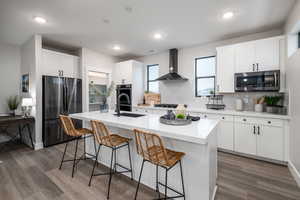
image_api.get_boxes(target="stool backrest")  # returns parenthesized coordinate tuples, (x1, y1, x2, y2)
(91, 120, 113, 146)
(133, 129, 169, 166)
(59, 115, 77, 136)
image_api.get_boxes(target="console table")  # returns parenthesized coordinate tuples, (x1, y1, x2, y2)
(0, 115, 34, 149)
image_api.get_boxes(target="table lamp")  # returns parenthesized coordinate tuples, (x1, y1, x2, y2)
(22, 98, 33, 117)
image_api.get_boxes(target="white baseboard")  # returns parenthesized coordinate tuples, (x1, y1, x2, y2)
(212, 185, 218, 200)
(34, 142, 44, 150)
(288, 160, 300, 187)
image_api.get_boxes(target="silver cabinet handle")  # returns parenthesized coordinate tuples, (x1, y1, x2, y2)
(257, 126, 260, 135)
(256, 63, 259, 71)
(252, 64, 255, 72)
(253, 126, 256, 134)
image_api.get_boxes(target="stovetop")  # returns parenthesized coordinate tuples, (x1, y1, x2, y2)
(154, 104, 187, 108)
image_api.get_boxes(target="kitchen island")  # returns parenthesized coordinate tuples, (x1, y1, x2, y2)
(70, 111, 219, 200)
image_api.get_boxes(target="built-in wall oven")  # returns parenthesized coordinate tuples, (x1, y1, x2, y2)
(116, 84, 132, 111)
(235, 70, 280, 92)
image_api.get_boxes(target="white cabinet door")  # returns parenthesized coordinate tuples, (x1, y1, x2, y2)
(216, 46, 235, 93)
(41, 49, 61, 76)
(41, 49, 79, 78)
(59, 53, 79, 78)
(257, 125, 284, 161)
(234, 122, 256, 155)
(235, 42, 256, 73)
(218, 120, 234, 151)
(255, 37, 280, 71)
(114, 61, 132, 84)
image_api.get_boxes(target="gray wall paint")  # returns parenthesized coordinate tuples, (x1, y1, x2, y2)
(0, 43, 21, 113)
(285, 0, 300, 175)
(138, 29, 283, 109)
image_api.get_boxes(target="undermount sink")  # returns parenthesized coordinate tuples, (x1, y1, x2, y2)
(114, 112, 145, 118)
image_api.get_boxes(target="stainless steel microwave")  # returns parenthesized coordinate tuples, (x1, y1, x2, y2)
(234, 70, 280, 92)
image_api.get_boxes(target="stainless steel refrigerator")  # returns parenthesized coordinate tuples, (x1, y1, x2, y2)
(42, 76, 82, 147)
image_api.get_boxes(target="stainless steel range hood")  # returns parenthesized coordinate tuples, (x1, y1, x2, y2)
(156, 49, 188, 81)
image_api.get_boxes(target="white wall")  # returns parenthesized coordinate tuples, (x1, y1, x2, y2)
(0, 43, 21, 113)
(80, 48, 117, 112)
(20, 35, 43, 149)
(138, 29, 283, 109)
(285, 0, 300, 179)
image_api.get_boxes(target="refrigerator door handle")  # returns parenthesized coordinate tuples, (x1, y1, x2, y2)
(62, 79, 67, 114)
(65, 82, 69, 113)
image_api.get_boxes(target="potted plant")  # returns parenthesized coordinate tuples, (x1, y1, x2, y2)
(264, 96, 282, 114)
(92, 82, 115, 112)
(7, 95, 20, 116)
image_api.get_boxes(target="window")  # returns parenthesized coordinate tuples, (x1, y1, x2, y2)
(195, 56, 216, 97)
(147, 64, 159, 93)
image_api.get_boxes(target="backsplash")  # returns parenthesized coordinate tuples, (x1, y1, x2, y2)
(161, 90, 288, 114)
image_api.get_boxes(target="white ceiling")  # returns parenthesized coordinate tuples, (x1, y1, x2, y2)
(0, 0, 295, 58)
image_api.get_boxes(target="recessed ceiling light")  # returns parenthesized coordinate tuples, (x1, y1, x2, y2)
(34, 16, 47, 24)
(153, 33, 162, 40)
(112, 45, 121, 51)
(223, 12, 234, 20)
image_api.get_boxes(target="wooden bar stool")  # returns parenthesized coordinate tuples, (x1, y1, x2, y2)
(89, 120, 133, 199)
(59, 115, 97, 178)
(133, 129, 186, 200)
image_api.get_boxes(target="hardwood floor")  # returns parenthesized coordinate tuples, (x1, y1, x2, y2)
(1, 141, 300, 200)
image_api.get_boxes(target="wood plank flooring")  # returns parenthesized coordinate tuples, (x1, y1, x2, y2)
(0, 141, 300, 200)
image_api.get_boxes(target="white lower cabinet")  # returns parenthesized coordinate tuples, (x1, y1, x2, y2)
(218, 118, 234, 151)
(133, 107, 286, 162)
(257, 125, 284, 161)
(235, 122, 257, 156)
(195, 113, 235, 151)
(234, 116, 284, 161)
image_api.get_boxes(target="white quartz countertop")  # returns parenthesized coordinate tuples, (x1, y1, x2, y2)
(70, 111, 219, 145)
(133, 105, 291, 120)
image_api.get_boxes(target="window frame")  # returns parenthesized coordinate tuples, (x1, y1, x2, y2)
(195, 56, 216, 97)
(147, 64, 159, 93)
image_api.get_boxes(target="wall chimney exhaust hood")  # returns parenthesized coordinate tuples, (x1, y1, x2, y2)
(156, 49, 188, 81)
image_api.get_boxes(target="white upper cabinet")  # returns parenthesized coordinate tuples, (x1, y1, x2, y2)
(41, 49, 80, 78)
(235, 42, 256, 73)
(113, 60, 144, 106)
(216, 45, 236, 93)
(114, 61, 133, 85)
(255, 37, 280, 71)
(216, 35, 284, 93)
(235, 36, 282, 73)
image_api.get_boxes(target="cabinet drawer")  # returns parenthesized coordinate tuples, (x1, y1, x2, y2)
(200, 113, 218, 119)
(259, 118, 283, 127)
(235, 116, 283, 127)
(216, 115, 234, 122)
(235, 116, 260, 124)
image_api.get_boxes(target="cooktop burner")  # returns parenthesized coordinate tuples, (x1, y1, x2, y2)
(154, 104, 187, 108)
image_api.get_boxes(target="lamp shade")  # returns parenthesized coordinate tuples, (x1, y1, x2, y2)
(22, 98, 33, 107)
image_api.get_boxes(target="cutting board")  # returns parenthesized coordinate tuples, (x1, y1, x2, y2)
(144, 93, 161, 105)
